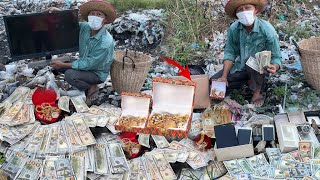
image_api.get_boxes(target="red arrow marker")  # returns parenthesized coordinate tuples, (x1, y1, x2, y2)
(162, 57, 191, 80)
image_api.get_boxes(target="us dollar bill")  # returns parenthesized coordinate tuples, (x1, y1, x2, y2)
(266, 148, 281, 168)
(71, 151, 86, 180)
(86, 147, 94, 172)
(93, 144, 109, 175)
(70, 96, 89, 113)
(45, 125, 60, 154)
(144, 152, 163, 180)
(107, 143, 130, 173)
(258, 51, 271, 70)
(82, 114, 98, 127)
(9, 132, 33, 152)
(179, 168, 202, 180)
(281, 153, 296, 162)
(176, 150, 190, 163)
(11, 103, 29, 126)
(237, 158, 255, 174)
(14, 158, 42, 180)
(71, 117, 96, 146)
(138, 157, 151, 180)
(54, 158, 76, 180)
(58, 96, 70, 112)
(28, 105, 36, 124)
(157, 148, 179, 163)
(151, 152, 177, 180)
(39, 127, 51, 155)
(1, 121, 39, 145)
(24, 126, 46, 153)
(269, 168, 290, 179)
(3, 87, 30, 105)
(89, 105, 105, 115)
(57, 122, 71, 154)
(1, 151, 28, 179)
(223, 160, 245, 176)
(168, 141, 197, 159)
(106, 173, 125, 180)
(151, 135, 169, 148)
(96, 115, 109, 127)
(311, 159, 320, 175)
(41, 156, 61, 180)
(63, 118, 86, 152)
(128, 158, 140, 180)
(138, 134, 150, 148)
(83, 113, 109, 127)
(0, 101, 24, 125)
(246, 56, 262, 74)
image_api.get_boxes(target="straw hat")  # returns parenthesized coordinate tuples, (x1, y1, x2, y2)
(80, 0, 117, 24)
(224, 0, 267, 18)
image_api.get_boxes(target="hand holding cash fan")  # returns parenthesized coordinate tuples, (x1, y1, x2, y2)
(246, 51, 271, 74)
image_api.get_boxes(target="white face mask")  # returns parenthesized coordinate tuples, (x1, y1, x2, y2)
(236, 10, 256, 26)
(88, 15, 104, 30)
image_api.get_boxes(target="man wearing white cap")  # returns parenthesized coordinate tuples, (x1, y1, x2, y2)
(49, 0, 116, 102)
(210, 0, 282, 107)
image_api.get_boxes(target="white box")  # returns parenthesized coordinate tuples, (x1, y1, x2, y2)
(276, 122, 300, 153)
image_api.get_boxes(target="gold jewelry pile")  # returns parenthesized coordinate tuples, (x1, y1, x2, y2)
(211, 88, 225, 99)
(148, 113, 189, 129)
(121, 138, 141, 157)
(118, 116, 146, 127)
(35, 103, 60, 121)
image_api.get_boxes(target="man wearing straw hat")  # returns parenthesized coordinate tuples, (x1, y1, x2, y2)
(49, 0, 116, 102)
(210, 0, 282, 107)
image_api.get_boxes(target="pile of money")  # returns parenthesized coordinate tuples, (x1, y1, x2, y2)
(0, 132, 131, 180)
(221, 147, 320, 179)
(0, 116, 95, 156)
(0, 87, 121, 129)
(245, 51, 271, 74)
(179, 161, 227, 180)
(0, 87, 35, 126)
(84, 104, 121, 128)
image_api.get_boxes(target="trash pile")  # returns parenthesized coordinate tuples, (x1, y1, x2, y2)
(110, 9, 165, 53)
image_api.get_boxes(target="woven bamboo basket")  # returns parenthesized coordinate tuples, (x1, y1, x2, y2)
(111, 50, 153, 94)
(298, 37, 320, 90)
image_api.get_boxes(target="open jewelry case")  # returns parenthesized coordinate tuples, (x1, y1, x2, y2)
(146, 77, 196, 138)
(115, 92, 151, 133)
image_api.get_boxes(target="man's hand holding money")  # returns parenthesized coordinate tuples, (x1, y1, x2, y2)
(266, 64, 279, 74)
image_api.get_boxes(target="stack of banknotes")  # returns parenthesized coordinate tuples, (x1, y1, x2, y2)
(0, 129, 222, 180)
(0, 133, 130, 180)
(219, 147, 320, 180)
(0, 87, 121, 128)
(0, 116, 96, 156)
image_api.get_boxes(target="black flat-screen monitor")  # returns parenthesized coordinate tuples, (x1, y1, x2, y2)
(3, 9, 79, 60)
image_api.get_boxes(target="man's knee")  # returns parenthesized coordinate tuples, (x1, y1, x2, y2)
(64, 69, 77, 83)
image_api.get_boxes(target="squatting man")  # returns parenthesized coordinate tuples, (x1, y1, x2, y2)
(48, 0, 116, 102)
(211, 0, 282, 107)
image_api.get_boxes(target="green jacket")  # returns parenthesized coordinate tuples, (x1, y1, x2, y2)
(72, 22, 115, 81)
(224, 18, 282, 74)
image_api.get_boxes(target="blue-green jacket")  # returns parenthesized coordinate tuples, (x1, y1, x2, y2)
(224, 18, 282, 74)
(72, 22, 114, 81)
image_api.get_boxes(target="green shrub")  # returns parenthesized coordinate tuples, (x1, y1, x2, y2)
(107, 0, 167, 13)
